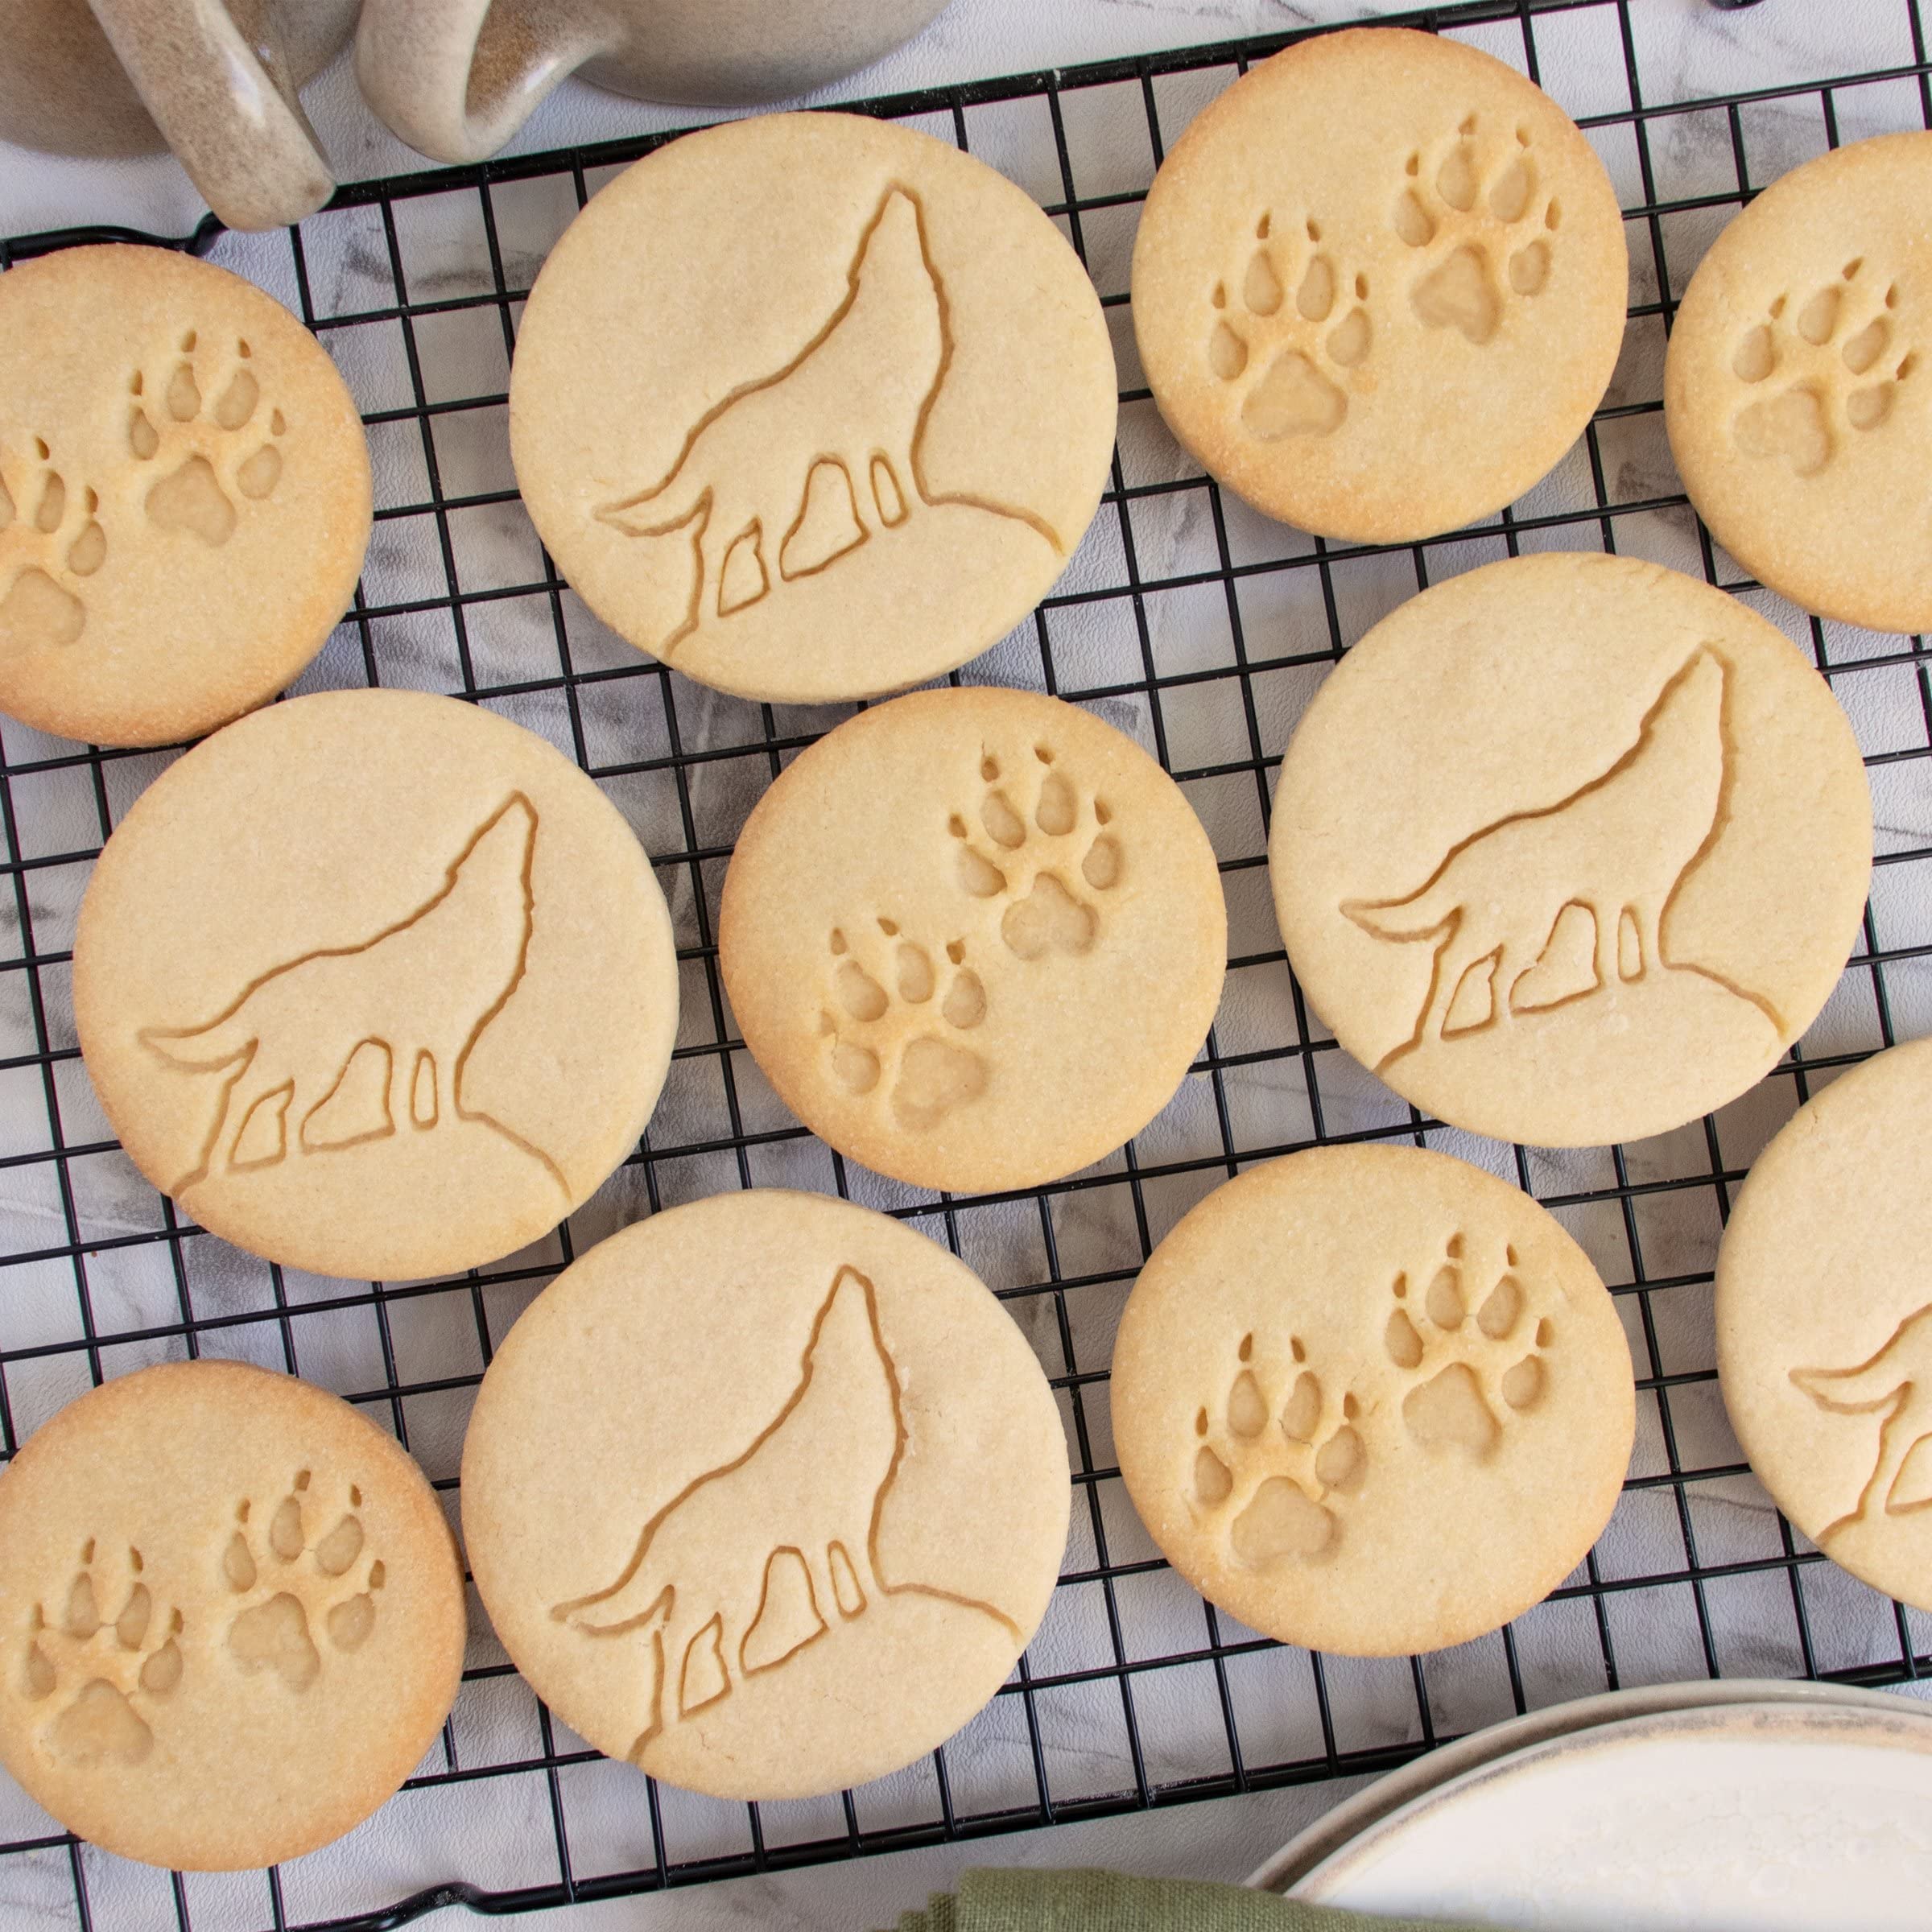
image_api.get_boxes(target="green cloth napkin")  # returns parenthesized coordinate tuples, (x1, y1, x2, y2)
(886, 1868, 1492, 1932)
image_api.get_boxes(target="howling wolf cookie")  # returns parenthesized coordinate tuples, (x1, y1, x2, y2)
(0, 1360, 464, 1870)
(510, 112, 1116, 704)
(73, 690, 677, 1279)
(1666, 133, 1932, 634)
(1269, 554, 1872, 1147)
(0, 246, 370, 747)
(1717, 1039, 1932, 1612)
(1131, 29, 1627, 543)
(1112, 1146, 1633, 1655)
(462, 1190, 1069, 1799)
(720, 687, 1226, 1193)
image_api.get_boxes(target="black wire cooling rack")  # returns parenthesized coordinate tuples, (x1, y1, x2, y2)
(2, 1, 1931, 1926)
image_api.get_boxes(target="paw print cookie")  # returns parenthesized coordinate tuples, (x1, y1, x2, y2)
(1666, 132, 1932, 632)
(0, 1360, 464, 1873)
(722, 687, 1225, 1194)
(1113, 1146, 1633, 1657)
(0, 245, 369, 747)
(1132, 27, 1627, 543)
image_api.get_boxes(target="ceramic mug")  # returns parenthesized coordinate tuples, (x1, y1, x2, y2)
(0, 0, 357, 231)
(354, 0, 953, 166)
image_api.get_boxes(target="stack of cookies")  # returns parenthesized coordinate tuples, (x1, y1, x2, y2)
(0, 18, 1920, 1881)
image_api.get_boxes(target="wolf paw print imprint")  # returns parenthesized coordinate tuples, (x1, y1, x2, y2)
(1383, 1235, 1552, 1456)
(821, 919, 989, 1129)
(948, 747, 1123, 961)
(1206, 213, 1373, 441)
(1730, 263, 1916, 477)
(221, 1471, 384, 1691)
(1394, 119, 1560, 345)
(129, 332, 287, 545)
(1188, 1332, 1367, 1567)
(0, 440, 108, 650)
(24, 1539, 184, 1768)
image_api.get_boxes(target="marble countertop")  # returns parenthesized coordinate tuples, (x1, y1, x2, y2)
(1, 1, 1924, 1929)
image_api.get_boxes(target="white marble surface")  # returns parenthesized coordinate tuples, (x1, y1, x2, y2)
(1, 2, 1930, 1930)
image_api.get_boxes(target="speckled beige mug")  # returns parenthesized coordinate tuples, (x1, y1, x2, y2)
(353, 0, 953, 164)
(0, 0, 358, 230)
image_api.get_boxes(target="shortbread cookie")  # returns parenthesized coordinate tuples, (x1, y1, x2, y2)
(0, 246, 370, 747)
(1270, 554, 1872, 1147)
(1666, 133, 1932, 634)
(73, 689, 677, 1280)
(1717, 1039, 1932, 1612)
(510, 112, 1117, 704)
(720, 688, 1226, 1193)
(1131, 29, 1627, 543)
(462, 1190, 1068, 1799)
(1113, 1146, 1633, 1655)
(0, 1360, 464, 1870)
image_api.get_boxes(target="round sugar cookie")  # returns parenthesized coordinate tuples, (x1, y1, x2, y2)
(0, 1360, 465, 1871)
(1130, 28, 1627, 544)
(1112, 1146, 1634, 1656)
(1717, 1039, 1932, 1612)
(73, 689, 678, 1280)
(1666, 133, 1932, 634)
(461, 1190, 1070, 1799)
(0, 246, 370, 747)
(510, 112, 1117, 704)
(1269, 554, 1872, 1147)
(719, 687, 1226, 1193)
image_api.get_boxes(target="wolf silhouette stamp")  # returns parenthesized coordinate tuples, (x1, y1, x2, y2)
(460, 1192, 1071, 1800)
(596, 185, 1058, 658)
(552, 1265, 1018, 1762)
(1341, 646, 1781, 1064)
(508, 113, 1118, 704)
(1792, 1308, 1932, 1538)
(138, 794, 565, 1198)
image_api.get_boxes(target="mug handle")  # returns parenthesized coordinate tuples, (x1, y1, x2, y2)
(86, 0, 336, 231)
(354, 0, 606, 167)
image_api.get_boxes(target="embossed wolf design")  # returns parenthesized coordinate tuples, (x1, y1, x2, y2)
(595, 184, 1056, 655)
(554, 1265, 1016, 1761)
(1342, 647, 1777, 1063)
(1793, 1305, 1932, 1535)
(140, 795, 559, 1191)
